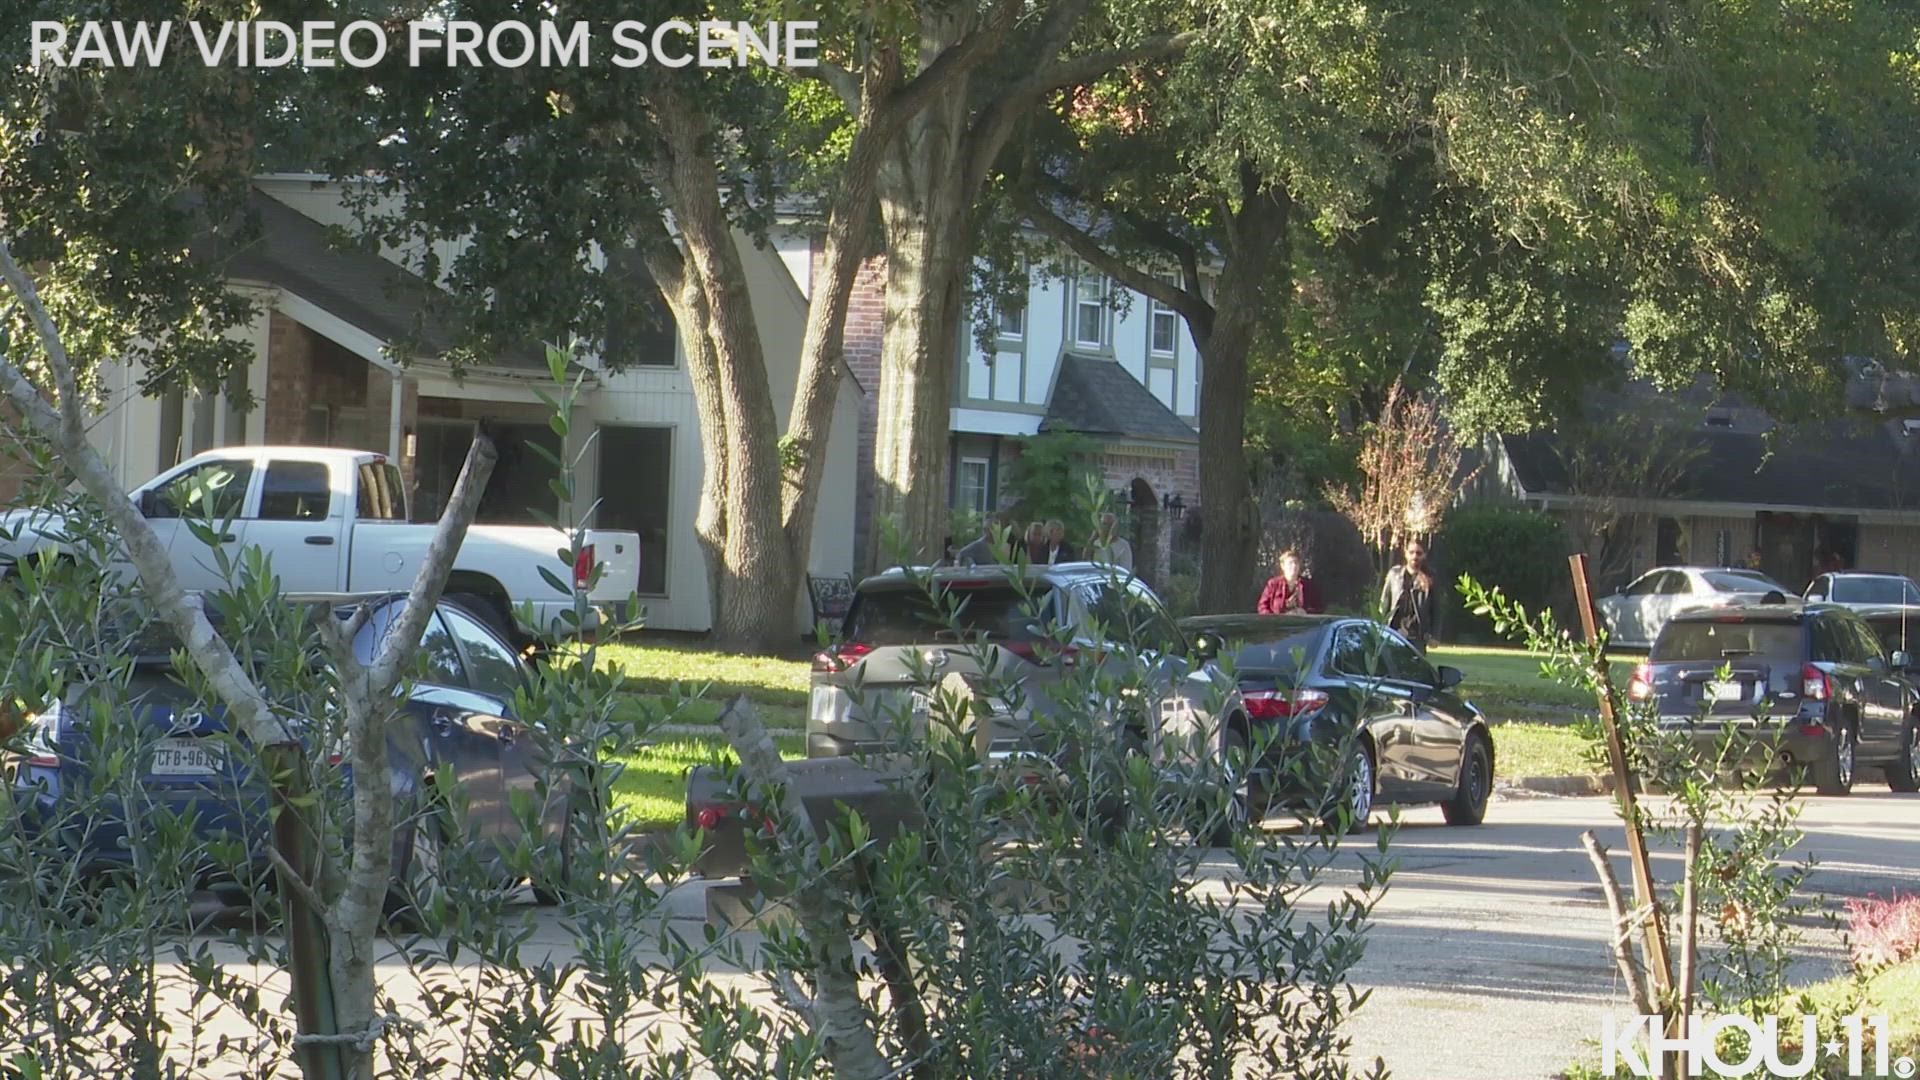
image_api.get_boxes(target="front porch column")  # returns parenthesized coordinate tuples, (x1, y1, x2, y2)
(387, 371, 404, 461)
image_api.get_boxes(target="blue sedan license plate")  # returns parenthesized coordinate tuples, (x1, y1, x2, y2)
(150, 739, 220, 776)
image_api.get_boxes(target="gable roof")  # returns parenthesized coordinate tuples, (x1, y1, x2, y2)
(220, 190, 546, 371)
(1040, 354, 1197, 446)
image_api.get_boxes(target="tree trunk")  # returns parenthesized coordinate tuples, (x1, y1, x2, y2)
(652, 88, 799, 651)
(1196, 188, 1291, 613)
(870, 87, 974, 570)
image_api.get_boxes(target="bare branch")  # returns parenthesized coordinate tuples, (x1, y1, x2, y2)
(1582, 830, 1658, 1018)
(0, 238, 292, 748)
(877, 0, 1024, 133)
(266, 845, 330, 915)
(1015, 31, 1199, 101)
(367, 435, 498, 694)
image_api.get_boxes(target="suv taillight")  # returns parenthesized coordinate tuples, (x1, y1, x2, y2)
(573, 544, 596, 589)
(812, 642, 873, 674)
(1627, 663, 1652, 701)
(1802, 663, 1831, 701)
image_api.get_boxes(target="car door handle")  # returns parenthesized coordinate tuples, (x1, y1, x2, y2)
(304, 535, 335, 546)
(218, 533, 237, 543)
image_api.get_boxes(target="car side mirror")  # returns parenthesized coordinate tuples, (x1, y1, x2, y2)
(1894, 650, 1911, 671)
(1191, 632, 1222, 662)
(137, 489, 160, 517)
(1435, 665, 1463, 690)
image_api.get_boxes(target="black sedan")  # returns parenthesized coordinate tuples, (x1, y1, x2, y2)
(12, 595, 570, 913)
(1181, 614, 1495, 830)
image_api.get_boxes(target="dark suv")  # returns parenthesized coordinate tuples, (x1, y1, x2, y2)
(1632, 600, 1920, 794)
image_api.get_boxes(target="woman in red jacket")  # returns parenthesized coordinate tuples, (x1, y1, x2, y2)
(1257, 549, 1323, 614)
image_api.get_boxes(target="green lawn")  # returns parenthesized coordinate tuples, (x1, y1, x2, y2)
(611, 733, 806, 829)
(599, 641, 810, 730)
(1429, 643, 1637, 719)
(1489, 721, 1596, 781)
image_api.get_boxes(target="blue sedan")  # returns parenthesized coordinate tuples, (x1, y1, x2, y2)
(10, 595, 570, 910)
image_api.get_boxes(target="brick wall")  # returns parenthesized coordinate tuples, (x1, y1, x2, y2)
(815, 240, 888, 572)
(1095, 445, 1201, 584)
(263, 311, 313, 442)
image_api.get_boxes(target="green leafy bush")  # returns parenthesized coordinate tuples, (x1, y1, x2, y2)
(1004, 432, 1101, 526)
(1438, 504, 1566, 640)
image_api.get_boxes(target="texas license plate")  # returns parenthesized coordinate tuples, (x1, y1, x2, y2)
(1708, 681, 1746, 703)
(150, 739, 220, 776)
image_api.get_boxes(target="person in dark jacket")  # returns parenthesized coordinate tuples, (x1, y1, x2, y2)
(1042, 519, 1077, 564)
(1256, 549, 1323, 614)
(1380, 538, 1438, 647)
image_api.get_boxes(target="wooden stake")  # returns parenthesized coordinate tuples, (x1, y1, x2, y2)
(1569, 554, 1676, 1004)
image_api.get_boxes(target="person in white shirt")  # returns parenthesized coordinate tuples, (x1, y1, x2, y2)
(1090, 511, 1133, 572)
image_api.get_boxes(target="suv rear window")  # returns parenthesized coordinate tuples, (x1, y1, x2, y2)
(845, 585, 1054, 646)
(1831, 577, 1920, 605)
(1653, 620, 1804, 663)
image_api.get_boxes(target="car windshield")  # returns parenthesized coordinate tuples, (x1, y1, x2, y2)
(844, 584, 1054, 646)
(1654, 620, 1803, 663)
(1830, 577, 1920, 605)
(1700, 570, 1783, 593)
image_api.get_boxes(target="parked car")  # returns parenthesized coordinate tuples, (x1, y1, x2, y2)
(805, 563, 1206, 760)
(0, 447, 641, 644)
(10, 595, 572, 908)
(1804, 571, 1920, 609)
(1597, 566, 1789, 649)
(1629, 599, 1920, 794)
(1180, 613, 1495, 830)
(688, 563, 1249, 878)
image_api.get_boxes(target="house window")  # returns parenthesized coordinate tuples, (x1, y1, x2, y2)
(1073, 269, 1109, 348)
(956, 457, 991, 514)
(995, 299, 1025, 340)
(1149, 280, 1178, 355)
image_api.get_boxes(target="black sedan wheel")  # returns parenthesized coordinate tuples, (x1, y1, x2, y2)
(1319, 741, 1374, 835)
(1442, 734, 1492, 827)
(1810, 724, 1857, 796)
(1887, 717, 1920, 794)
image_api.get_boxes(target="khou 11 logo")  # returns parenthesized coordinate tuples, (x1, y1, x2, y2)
(1602, 1014, 1916, 1078)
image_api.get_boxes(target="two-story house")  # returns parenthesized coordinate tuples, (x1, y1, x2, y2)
(773, 239, 1203, 583)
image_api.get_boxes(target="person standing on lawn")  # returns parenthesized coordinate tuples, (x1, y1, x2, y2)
(1090, 512, 1133, 572)
(1380, 537, 1437, 648)
(1257, 549, 1322, 614)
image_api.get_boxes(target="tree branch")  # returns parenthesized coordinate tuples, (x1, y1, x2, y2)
(877, 0, 1024, 134)
(1015, 31, 1200, 102)
(1582, 830, 1658, 1018)
(804, 58, 863, 113)
(1018, 191, 1213, 329)
(366, 435, 497, 694)
(0, 238, 293, 749)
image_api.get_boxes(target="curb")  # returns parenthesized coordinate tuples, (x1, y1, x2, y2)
(1500, 773, 1614, 796)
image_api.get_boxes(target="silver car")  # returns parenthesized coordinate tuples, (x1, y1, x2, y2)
(806, 563, 1237, 763)
(1596, 565, 1788, 649)
(1804, 571, 1920, 610)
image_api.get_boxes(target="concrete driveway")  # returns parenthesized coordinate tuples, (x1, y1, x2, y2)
(138, 790, 1919, 1079)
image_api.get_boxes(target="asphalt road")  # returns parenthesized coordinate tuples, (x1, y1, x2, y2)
(137, 789, 1920, 1079)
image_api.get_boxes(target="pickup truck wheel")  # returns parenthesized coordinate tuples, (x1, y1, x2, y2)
(1886, 717, 1920, 793)
(448, 592, 514, 639)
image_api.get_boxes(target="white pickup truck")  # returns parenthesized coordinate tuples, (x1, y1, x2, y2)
(0, 446, 641, 642)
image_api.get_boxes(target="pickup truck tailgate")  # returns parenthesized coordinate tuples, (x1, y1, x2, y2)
(583, 529, 641, 603)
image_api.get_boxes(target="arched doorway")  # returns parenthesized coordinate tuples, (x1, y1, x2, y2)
(1130, 477, 1159, 582)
